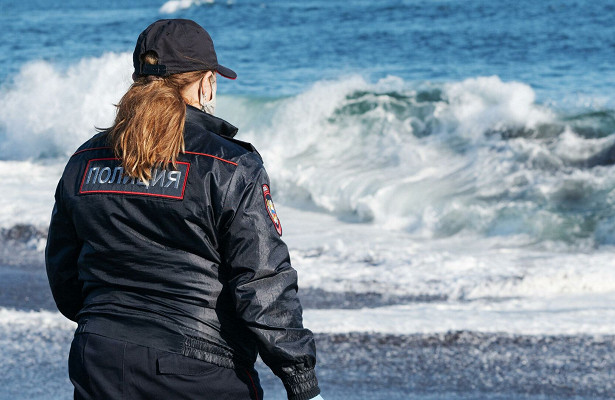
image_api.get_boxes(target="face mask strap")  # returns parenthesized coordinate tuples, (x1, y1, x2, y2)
(208, 74, 216, 101)
(199, 77, 208, 104)
(199, 73, 217, 115)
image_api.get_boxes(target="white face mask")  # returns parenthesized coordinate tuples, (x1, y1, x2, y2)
(200, 74, 217, 115)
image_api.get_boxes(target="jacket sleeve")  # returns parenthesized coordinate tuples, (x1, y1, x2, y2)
(45, 177, 84, 322)
(219, 154, 320, 400)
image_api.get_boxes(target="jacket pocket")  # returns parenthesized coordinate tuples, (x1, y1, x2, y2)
(157, 352, 221, 376)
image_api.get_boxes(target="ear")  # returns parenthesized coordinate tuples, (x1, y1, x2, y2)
(200, 71, 214, 96)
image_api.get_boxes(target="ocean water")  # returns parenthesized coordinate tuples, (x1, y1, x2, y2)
(1, 0, 615, 399)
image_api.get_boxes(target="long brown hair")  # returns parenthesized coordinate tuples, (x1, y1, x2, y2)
(107, 51, 208, 182)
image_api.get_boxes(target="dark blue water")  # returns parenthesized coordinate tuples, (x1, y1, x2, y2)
(2, 0, 614, 102)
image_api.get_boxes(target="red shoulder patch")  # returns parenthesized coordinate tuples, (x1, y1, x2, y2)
(262, 184, 282, 236)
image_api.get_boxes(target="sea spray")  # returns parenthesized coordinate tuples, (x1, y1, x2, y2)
(0, 53, 132, 160)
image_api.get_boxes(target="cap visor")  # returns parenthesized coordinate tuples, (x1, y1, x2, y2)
(216, 64, 237, 80)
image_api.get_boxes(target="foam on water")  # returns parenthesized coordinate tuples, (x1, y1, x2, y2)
(303, 294, 615, 335)
(2, 53, 615, 246)
(232, 76, 615, 246)
(1, 288, 614, 336)
(0, 160, 64, 229)
(0, 307, 74, 400)
(159, 0, 215, 14)
(1, 54, 614, 338)
(0, 53, 132, 160)
(279, 205, 615, 304)
(3, 201, 615, 332)
(2, 54, 615, 247)
(0, 307, 75, 331)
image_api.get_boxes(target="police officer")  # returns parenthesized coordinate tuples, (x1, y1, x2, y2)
(46, 19, 323, 400)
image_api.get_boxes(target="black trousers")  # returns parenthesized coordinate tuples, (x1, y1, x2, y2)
(68, 332, 264, 400)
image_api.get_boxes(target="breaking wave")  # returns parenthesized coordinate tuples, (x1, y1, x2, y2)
(237, 76, 615, 246)
(0, 52, 132, 160)
(2, 53, 615, 245)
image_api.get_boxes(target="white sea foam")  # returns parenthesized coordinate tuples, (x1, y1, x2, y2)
(159, 0, 214, 14)
(303, 293, 615, 335)
(0, 307, 75, 331)
(280, 205, 615, 302)
(0, 53, 132, 160)
(441, 75, 553, 139)
(553, 127, 615, 163)
(231, 75, 615, 245)
(1, 289, 614, 336)
(1, 55, 614, 338)
(0, 160, 64, 229)
(2, 54, 615, 246)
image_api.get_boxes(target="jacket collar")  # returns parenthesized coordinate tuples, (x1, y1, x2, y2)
(185, 105, 239, 139)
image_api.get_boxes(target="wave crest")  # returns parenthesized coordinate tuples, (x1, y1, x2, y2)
(2, 52, 614, 244)
(0, 53, 132, 160)
(234, 76, 615, 244)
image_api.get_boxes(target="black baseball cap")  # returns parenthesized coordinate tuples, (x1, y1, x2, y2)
(133, 19, 236, 79)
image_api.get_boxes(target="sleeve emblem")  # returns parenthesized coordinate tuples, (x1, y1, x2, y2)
(262, 184, 282, 236)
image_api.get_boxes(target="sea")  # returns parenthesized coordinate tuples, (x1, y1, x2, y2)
(1, 0, 615, 399)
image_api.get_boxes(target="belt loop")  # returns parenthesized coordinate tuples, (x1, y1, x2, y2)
(76, 319, 88, 334)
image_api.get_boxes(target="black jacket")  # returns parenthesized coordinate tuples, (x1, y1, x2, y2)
(45, 105, 320, 400)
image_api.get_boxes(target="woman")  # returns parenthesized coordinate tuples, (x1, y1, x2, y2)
(46, 19, 322, 400)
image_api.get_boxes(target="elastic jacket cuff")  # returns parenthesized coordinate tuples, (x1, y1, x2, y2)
(283, 369, 320, 400)
(289, 386, 321, 400)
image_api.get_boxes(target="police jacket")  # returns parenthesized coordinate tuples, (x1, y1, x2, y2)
(45, 105, 320, 400)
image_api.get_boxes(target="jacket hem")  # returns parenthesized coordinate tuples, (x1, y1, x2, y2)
(75, 314, 254, 370)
